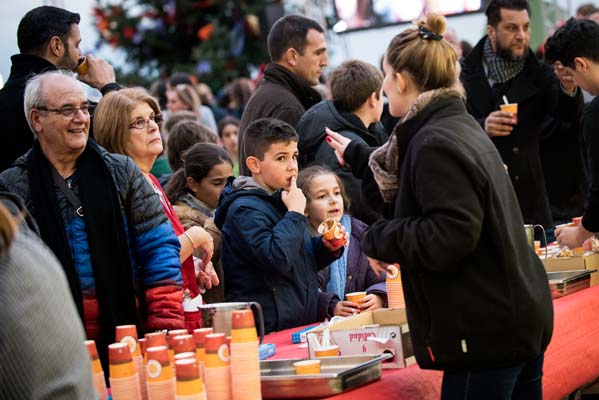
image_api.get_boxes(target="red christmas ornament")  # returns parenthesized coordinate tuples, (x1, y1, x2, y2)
(197, 23, 214, 41)
(123, 26, 135, 40)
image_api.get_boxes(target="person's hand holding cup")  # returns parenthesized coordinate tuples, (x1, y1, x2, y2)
(484, 104, 517, 138)
(344, 291, 366, 315)
(499, 103, 518, 124)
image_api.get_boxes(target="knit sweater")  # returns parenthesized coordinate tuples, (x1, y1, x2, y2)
(0, 229, 95, 399)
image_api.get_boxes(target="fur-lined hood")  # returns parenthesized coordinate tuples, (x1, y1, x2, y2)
(368, 84, 466, 202)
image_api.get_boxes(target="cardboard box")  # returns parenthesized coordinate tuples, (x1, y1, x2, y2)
(306, 308, 410, 369)
(542, 249, 599, 287)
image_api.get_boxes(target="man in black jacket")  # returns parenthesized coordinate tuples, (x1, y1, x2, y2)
(460, 0, 583, 233)
(297, 60, 387, 224)
(238, 15, 327, 176)
(0, 5, 119, 171)
(546, 18, 599, 248)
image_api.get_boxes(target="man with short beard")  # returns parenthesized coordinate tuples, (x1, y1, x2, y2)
(0, 6, 120, 171)
(461, 0, 584, 235)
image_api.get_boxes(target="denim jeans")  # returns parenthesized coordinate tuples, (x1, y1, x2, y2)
(441, 354, 544, 400)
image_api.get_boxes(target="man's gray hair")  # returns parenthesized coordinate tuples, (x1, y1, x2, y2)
(23, 70, 82, 135)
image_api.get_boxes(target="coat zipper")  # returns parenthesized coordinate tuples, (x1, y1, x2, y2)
(427, 341, 436, 363)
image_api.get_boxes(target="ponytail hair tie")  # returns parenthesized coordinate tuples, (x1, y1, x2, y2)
(418, 26, 443, 41)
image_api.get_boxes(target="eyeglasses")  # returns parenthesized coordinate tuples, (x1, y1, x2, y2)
(128, 114, 163, 130)
(36, 105, 90, 117)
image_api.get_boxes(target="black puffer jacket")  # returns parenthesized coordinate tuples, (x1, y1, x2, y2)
(351, 92, 553, 371)
(297, 101, 387, 225)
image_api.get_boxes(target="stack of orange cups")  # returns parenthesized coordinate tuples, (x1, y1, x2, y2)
(174, 352, 197, 364)
(168, 330, 189, 366)
(175, 358, 206, 400)
(173, 334, 196, 356)
(108, 342, 141, 400)
(192, 328, 213, 378)
(139, 338, 148, 358)
(145, 332, 167, 366)
(146, 345, 176, 400)
(84, 340, 108, 400)
(116, 325, 146, 400)
(204, 333, 232, 400)
(230, 310, 261, 400)
(386, 264, 405, 308)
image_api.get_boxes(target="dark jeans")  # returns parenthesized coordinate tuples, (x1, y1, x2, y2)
(441, 354, 544, 400)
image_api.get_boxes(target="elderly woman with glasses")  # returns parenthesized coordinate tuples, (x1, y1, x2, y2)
(94, 88, 218, 330)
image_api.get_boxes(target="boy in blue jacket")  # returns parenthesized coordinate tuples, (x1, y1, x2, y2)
(214, 118, 345, 333)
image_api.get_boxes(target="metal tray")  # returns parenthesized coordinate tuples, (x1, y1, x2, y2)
(260, 354, 390, 398)
(547, 269, 596, 299)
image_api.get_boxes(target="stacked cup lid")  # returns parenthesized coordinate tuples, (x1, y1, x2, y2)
(116, 325, 147, 400)
(168, 330, 189, 365)
(230, 310, 261, 400)
(173, 334, 196, 356)
(204, 333, 232, 400)
(85, 340, 108, 400)
(108, 342, 141, 400)
(174, 352, 196, 363)
(175, 358, 206, 400)
(386, 264, 405, 308)
(146, 345, 176, 400)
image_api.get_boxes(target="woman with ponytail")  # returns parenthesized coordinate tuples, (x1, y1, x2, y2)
(166, 143, 234, 303)
(325, 14, 553, 399)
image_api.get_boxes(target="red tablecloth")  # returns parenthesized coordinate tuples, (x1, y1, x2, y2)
(264, 285, 599, 399)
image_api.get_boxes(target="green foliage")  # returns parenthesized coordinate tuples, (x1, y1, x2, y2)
(93, 0, 272, 87)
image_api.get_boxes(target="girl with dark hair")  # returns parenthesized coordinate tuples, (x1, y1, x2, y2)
(217, 116, 240, 176)
(166, 143, 234, 303)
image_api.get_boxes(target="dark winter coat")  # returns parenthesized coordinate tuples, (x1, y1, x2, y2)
(0, 55, 56, 171)
(460, 36, 584, 228)
(580, 96, 599, 231)
(350, 94, 553, 371)
(297, 100, 388, 225)
(317, 216, 387, 318)
(214, 177, 340, 334)
(237, 63, 321, 176)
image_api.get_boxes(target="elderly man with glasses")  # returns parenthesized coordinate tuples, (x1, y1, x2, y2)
(0, 70, 185, 378)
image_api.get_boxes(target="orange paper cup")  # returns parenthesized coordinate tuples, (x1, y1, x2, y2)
(314, 345, 340, 358)
(146, 345, 174, 381)
(294, 359, 321, 375)
(85, 340, 103, 374)
(173, 334, 196, 355)
(345, 291, 366, 303)
(145, 331, 167, 348)
(499, 103, 518, 122)
(175, 358, 204, 396)
(205, 333, 230, 368)
(115, 325, 140, 356)
(318, 217, 346, 247)
(77, 56, 88, 75)
(108, 342, 135, 378)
